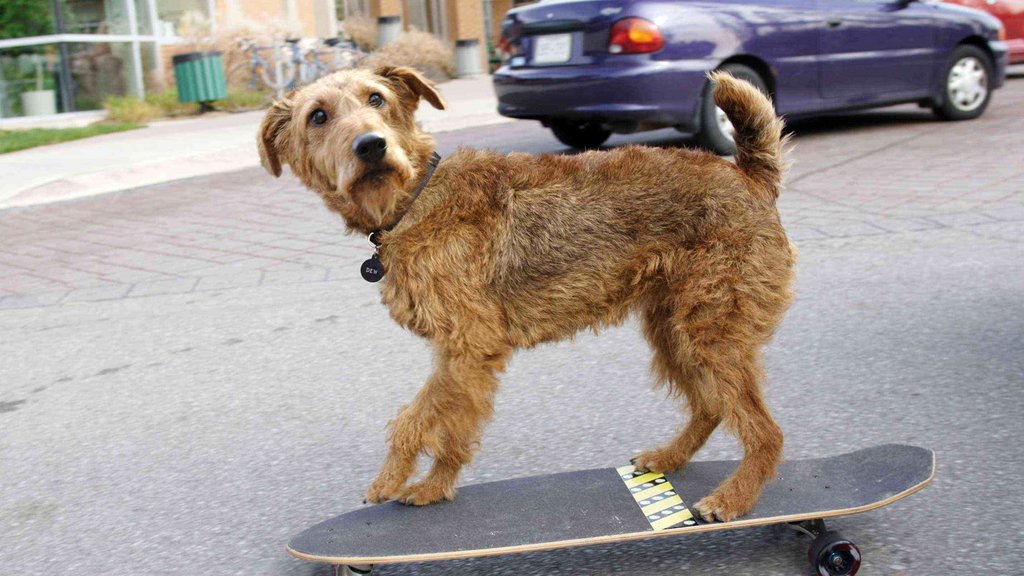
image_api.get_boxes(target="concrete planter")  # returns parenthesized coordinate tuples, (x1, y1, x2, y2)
(21, 90, 57, 116)
(377, 16, 402, 47)
(455, 39, 483, 78)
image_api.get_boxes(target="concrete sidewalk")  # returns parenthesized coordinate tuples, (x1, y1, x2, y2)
(0, 75, 510, 210)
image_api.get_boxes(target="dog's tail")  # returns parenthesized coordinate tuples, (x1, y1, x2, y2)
(709, 71, 790, 199)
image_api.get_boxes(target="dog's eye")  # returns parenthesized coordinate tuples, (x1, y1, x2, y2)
(368, 93, 384, 108)
(309, 109, 328, 126)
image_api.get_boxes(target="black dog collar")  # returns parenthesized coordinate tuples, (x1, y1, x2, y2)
(361, 151, 442, 282)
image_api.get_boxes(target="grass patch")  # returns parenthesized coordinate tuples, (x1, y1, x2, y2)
(105, 89, 270, 122)
(222, 89, 271, 110)
(0, 123, 143, 154)
(104, 95, 165, 122)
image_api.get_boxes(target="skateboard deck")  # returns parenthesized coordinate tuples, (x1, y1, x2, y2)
(289, 444, 933, 569)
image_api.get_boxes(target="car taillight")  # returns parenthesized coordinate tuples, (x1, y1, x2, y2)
(500, 21, 524, 63)
(608, 18, 663, 54)
(499, 33, 511, 61)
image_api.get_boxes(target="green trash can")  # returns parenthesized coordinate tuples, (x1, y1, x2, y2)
(173, 51, 227, 111)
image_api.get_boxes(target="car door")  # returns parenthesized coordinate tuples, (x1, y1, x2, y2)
(818, 0, 939, 103)
(741, 0, 830, 116)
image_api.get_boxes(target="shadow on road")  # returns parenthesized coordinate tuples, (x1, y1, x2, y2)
(786, 109, 934, 136)
(594, 108, 935, 154)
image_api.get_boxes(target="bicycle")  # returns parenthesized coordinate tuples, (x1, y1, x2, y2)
(239, 35, 366, 96)
(285, 37, 364, 88)
(324, 37, 365, 71)
(284, 37, 329, 89)
(239, 37, 296, 98)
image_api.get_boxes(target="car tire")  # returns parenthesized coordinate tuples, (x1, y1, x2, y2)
(697, 63, 770, 156)
(550, 120, 611, 150)
(933, 45, 994, 121)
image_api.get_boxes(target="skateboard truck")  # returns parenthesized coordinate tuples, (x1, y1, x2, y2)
(788, 519, 862, 576)
(334, 565, 373, 576)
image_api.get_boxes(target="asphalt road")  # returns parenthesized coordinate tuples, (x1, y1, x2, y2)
(2, 77, 1023, 576)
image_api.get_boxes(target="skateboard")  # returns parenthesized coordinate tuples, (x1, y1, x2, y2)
(288, 444, 934, 576)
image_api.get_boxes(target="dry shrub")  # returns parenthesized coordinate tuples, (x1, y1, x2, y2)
(341, 15, 378, 52)
(167, 10, 300, 91)
(361, 30, 454, 83)
(104, 95, 163, 123)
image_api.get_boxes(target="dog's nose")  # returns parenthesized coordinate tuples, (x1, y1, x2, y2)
(352, 132, 387, 163)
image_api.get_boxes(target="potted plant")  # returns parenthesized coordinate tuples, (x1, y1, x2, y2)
(20, 53, 57, 116)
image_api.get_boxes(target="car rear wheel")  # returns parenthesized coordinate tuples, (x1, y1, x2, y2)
(550, 120, 611, 150)
(696, 63, 770, 156)
(933, 45, 993, 121)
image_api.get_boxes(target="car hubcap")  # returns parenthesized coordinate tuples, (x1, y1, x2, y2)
(947, 56, 987, 112)
(715, 105, 735, 141)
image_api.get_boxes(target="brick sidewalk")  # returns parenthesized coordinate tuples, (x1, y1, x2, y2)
(2, 80, 1022, 309)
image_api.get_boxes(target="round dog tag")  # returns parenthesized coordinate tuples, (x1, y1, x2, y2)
(361, 253, 385, 283)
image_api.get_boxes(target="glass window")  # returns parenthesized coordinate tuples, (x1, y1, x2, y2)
(64, 0, 132, 35)
(133, 0, 154, 36)
(0, 42, 138, 117)
(156, 0, 209, 37)
(67, 41, 136, 109)
(337, 0, 368, 19)
(1, 45, 63, 117)
(139, 42, 162, 92)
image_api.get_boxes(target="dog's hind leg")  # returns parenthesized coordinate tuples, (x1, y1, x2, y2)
(690, 348, 782, 523)
(633, 299, 722, 474)
(636, 253, 786, 522)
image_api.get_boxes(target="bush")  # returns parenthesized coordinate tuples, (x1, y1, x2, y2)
(342, 15, 378, 52)
(361, 30, 454, 82)
(104, 95, 164, 123)
(144, 89, 189, 116)
(0, 0, 53, 42)
(168, 12, 302, 90)
(105, 88, 270, 122)
(221, 89, 270, 110)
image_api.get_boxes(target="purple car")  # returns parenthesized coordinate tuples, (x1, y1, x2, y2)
(493, 0, 1009, 153)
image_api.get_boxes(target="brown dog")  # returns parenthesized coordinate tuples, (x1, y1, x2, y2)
(258, 66, 794, 522)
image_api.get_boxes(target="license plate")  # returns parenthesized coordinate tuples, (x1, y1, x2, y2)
(532, 34, 572, 65)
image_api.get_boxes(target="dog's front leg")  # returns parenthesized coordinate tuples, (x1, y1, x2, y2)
(364, 367, 448, 504)
(364, 399, 429, 504)
(394, 350, 505, 506)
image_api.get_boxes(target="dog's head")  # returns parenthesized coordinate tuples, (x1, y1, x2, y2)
(258, 66, 446, 233)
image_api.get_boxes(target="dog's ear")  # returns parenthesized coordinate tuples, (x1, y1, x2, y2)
(375, 66, 447, 111)
(258, 99, 293, 177)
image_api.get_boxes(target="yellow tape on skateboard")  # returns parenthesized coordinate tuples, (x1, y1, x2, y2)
(617, 465, 698, 531)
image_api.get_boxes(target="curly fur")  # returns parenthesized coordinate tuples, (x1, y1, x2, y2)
(258, 67, 795, 521)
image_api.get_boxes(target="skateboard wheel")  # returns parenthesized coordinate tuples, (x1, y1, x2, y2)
(808, 531, 861, 576)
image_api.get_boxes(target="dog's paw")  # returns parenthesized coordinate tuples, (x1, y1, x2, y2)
(694, 489, 752, 523)
(631, 448, 686, 474)
(397, 479, 456, 506)
(364, 474, 405, 504)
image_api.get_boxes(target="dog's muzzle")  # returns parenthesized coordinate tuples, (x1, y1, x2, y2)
(353, 132, 387, 164)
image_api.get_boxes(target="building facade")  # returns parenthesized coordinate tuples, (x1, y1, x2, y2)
(0, 0, 524, 119)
